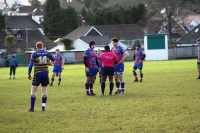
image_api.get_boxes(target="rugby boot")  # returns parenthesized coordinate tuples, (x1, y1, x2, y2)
(26, 108, 34, 112)
(90, 93, 96, 96)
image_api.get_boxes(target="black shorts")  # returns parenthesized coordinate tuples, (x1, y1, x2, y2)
(101, 66, 115, 77)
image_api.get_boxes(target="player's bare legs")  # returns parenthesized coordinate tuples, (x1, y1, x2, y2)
(85, 76, 96, 96)
(139, 69, 143, 82)
(58, 73, 61, 85)
(50, 73, 56, 86)
(133, 69, 138, 82)
(114, 74, 120, 90)
(118, 74, 125, 94)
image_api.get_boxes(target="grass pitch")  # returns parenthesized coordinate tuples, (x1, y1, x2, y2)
(0, 59, 200, 133)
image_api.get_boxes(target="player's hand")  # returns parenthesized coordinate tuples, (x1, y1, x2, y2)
(62, 67, 64, 70)
(28, 75, 32, 80)
(139, 60, 142, 63)
(118, 60, 123, 64)
(86, 67, 89, 72)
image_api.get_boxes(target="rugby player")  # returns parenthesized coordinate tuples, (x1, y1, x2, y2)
(83, 41, 101, 96)
(27, 42, 54, 112)
(197, 38, 200, 79)
(50, 49, 64, 86)
(111, 38, 129, 94)
(133, 44, 146, 82)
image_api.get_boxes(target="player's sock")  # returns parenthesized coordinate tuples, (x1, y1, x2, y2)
(101, 82, 105, 94)
(93, 77, 96, 84)
(121, 82, 125, 93)
(109, 83, 114, 95)
(30, 95, 36, 111)
(116, 82, 120, 89)
(42, 95, 47, 111)
(89, 83, 95, 95)
(85, 83, 90, 95)
(58, 78, 61, 85)
(133, 71, 138, 81)
(139, 71, 143, 82)
(99, 72, 102, 83)
(50, 78, 54, 86)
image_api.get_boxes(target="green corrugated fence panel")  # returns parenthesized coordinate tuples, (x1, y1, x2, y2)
(16, 54, 26, 66)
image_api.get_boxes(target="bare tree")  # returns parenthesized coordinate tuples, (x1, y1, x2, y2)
(148, 0, 183, 45)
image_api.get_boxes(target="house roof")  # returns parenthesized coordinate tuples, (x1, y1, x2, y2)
(175, 24, 200, 44)
(94, 24, 144, 40)
(32, 7, 44, 16)
(14, 6, 34, 14)
(80, 35, 110, 46)
(61, 25, 92, 41)
(184, 14, 200, 24)
(6, 16, 41, 29)
(5, 0, 30, 6)
(13, 30, 55, 49)
(0, 30, 56, 50)
(62, 24, 144, 42)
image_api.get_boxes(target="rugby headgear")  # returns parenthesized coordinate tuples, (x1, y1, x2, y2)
(136, 44, 141, 48)
(89, 41, 95, 48)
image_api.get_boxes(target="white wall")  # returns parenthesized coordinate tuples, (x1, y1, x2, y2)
(74, 39, 89, 49)
(144, 35, 168, 61)
(32, 15, 42, 24)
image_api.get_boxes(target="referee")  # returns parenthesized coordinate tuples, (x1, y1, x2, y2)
(99, 45, 118, 96)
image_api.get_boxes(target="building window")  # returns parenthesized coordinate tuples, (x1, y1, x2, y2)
(16, 33, 22, 39)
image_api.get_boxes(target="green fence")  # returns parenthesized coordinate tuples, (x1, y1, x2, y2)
(16, 54, 26, 66)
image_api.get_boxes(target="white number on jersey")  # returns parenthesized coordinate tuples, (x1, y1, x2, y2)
(38, 56, 47, 64)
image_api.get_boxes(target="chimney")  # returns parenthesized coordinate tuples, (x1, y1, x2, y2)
(4, 0, 7, 7)
(82, 20, 87, 26)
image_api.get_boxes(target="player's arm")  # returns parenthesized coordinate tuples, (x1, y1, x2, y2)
(122, 51, 129, 61)
(118, 51, 129, 64)
(28, 60, 34, 80)
(95, 57, 100, 67)
(16, 59, 18, 67)
(84, 56, 90, 72)
(50, 60, 54, 65)
(142, 54, 146, 60)
(133, 54, 135, 61)
(198, 51, 200, 59)
(49, 52, 55, 62)
(84, 56, 88, 68)
(62, 56, 65, 69)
